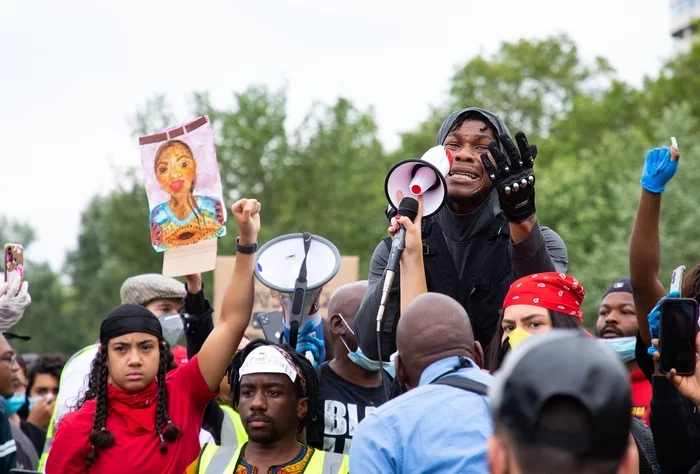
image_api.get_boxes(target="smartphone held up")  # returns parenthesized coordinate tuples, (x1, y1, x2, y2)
(659, 265, 698, 375)
(3, 244, 24, 285)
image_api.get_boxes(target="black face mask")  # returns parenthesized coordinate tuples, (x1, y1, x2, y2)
(500, 336, 512, 362)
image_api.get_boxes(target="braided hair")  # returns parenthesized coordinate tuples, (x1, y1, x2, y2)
(78, 340, 181, 467)
(80, 348, 112, 467)
(226, 339, 320, 433)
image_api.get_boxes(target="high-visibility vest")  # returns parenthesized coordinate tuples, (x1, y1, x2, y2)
(38, 343, 99, 472)
(218, 405, 248, 449)
(195, 442, 349, 474)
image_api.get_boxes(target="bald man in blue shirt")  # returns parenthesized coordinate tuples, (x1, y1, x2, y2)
(350, 293, 492, 473)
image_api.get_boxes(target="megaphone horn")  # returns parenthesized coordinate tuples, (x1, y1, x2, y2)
(385, 145, 453, 218)
(254, 233, 341, 349)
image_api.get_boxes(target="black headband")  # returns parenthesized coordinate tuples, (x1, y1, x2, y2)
(100, 304, 163, 345)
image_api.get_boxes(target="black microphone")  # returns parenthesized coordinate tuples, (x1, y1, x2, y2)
(385, 197, 419, 273)
(377, 197, 419, 332)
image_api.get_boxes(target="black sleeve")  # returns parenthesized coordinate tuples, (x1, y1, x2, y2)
(650, 375, 700, 473)
(636, 332, 654, 383)
(182, 282, 215, 360)
(353, 240, 399, 362)
(19, 419, 45, 459)
(201, 401, 224, 445)
(306, 399, 324, 450)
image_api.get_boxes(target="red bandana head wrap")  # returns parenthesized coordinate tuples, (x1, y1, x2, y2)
(503, 272, 586, 321)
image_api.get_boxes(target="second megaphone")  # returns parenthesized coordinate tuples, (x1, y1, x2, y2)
(384, 145, 453, 218)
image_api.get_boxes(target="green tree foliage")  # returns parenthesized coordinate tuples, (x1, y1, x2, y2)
(272, 98, 391, 262)
(10, 34, 700, 351)
(63, 175, 162, 351)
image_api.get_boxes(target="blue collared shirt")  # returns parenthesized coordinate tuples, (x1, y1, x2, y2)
(349, 356, 493, 473)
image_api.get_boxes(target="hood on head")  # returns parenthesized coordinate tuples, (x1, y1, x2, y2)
(435, 107, 511, 150)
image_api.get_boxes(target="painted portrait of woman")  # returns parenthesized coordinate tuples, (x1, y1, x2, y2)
(148, 139, 225, 250)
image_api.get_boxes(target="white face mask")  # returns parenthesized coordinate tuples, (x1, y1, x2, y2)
(159, 313, 184, 347)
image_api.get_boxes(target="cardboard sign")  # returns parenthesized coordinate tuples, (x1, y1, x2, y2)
(214, 255, 360, 337)
(139, 116, 227, 277)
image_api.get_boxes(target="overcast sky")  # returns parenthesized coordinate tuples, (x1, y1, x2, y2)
(0, 0, 673, 271)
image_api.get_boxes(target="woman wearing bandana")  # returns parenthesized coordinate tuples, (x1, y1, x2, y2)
(45, 198, 262, 474)
(38, 272, 217, 469)
(486, 272, 586, 371)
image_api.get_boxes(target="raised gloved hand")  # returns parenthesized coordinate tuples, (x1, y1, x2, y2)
(640, 143, 679, 194)
(647, 291, 679, 355)
(481, 132, 538, 223)
(295, 321, 325, 368)
(0, 276, 31, 331)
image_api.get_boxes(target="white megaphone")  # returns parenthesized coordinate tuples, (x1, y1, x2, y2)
(254, 233, 341, 353)
(384, 145, 453, 217)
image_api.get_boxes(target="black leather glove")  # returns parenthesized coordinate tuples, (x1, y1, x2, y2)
(480, 132, 538, 224)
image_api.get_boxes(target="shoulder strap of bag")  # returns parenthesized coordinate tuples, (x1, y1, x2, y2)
(431, 375, 488, 396)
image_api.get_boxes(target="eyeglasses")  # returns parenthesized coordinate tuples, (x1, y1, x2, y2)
(0, 353, 18, 367)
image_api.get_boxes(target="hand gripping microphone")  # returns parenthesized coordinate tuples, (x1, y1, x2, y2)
(376, 197, 419, 332)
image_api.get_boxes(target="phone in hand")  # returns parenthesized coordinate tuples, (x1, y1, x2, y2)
(254, 311, 284, 343)
(3, 244, 24, 284)
(659, 297, 698, 375)
(670, 265, 686, 295)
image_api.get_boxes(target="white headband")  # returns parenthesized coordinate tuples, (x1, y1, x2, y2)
(239, 345, 298, 383)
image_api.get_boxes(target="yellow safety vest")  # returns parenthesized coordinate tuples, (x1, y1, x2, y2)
(195, 442, 349, 474)
(38, 343, 99, 472)
(219, 405, 248, 449)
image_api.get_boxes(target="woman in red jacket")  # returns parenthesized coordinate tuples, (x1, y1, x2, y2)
(46, 198, 261, 474)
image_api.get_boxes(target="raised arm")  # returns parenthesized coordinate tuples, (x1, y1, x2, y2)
(197, 198, 261, 392)
(354, 193, 425, 362)
(394, 196, 427, 313)
(480, 132, 565, 276)
(630, 143, 679, 346)
(354, 240, 399, 361)
(181, 274, 214, 360)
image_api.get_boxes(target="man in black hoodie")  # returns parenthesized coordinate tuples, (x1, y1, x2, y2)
(354, 108, 567, 365)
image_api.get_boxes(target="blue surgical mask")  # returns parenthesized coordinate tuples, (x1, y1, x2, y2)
(338, 315, 396, 378)
(5, 393, 25, 416)
(599, 336, 637, 363)
(28, 396, 41, 411)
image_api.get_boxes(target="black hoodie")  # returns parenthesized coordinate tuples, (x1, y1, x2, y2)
(353, 108, 568, 362)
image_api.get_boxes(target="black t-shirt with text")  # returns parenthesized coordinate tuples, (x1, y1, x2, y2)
(307, 361, 392, 455)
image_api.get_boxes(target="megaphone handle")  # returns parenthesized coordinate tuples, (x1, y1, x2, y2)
(289, 319, 300, 350)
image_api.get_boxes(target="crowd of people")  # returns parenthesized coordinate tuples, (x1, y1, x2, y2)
(0, 105, 699, 473)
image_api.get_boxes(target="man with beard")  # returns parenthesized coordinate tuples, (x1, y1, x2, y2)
(596, 278, 651, 426)
(596, 279, 660, 473)
(189, 341, 348, 474)
(354, 108, 567, 367)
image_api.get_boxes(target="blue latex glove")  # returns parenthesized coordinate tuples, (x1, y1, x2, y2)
(640, 147, 678, 194)
(647, 291, 680, 355)
(292, 321, 325, 368)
